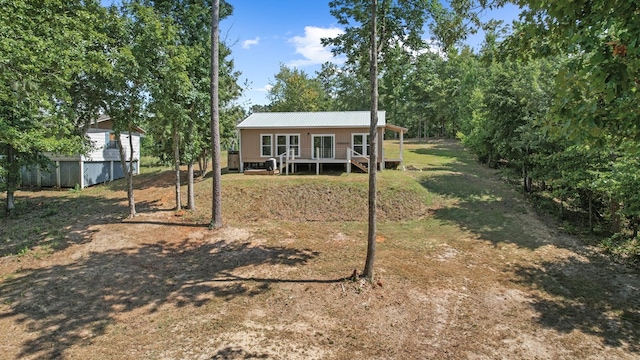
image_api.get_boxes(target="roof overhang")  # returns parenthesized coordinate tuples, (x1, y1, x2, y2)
(236, 111, 386, 129)
(385, 123, 408, 133)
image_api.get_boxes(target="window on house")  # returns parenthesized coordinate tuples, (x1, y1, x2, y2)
(352, 133, 370, 156)
(276, 134, 300, 157)
(106, 133, 118, 149)
(261, 134, 272, 157)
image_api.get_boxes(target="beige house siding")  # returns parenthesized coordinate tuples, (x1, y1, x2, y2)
(240, 127, 385, 163)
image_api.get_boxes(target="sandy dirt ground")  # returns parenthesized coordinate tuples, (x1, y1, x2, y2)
(1, 143, 638, 359)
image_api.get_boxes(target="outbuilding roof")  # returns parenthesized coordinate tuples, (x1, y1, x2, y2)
(237, 111, 386, 129)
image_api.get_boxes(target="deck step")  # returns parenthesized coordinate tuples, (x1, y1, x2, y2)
(350, 159, 368, 173)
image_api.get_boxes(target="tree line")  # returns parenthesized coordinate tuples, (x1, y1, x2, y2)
(1, 0, 244, 218)
(258, 1, 640, 256)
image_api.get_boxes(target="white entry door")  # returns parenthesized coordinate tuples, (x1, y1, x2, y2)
(312, 135, 334, 159)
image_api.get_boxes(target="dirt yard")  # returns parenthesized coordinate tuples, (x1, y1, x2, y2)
(1, 140, 638, 359)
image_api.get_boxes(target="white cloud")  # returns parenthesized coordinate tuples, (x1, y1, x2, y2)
(287, 26, 345, 67)
(420, 39, 447, 59)
(242, 37, 260, 49)
(254, 84, 273, 92)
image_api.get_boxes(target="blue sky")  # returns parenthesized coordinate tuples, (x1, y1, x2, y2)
(224, 0, 344, 108)
(102, 0, 523, 108)
(224, 1, 523, 108)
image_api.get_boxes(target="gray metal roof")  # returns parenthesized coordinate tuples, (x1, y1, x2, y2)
(237, 111, 386, 129)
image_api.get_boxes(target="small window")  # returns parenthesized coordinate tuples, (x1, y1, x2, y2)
(261, 134, 272, 157)
(106, 133, 118, 149)
(352, 133, 370, 156)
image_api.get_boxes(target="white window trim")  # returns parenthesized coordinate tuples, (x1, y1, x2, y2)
(260, 134, 273, 157)
(276, 133, 301, 157)
(311, 134, 335, 159)
(351, 133, 370, 156)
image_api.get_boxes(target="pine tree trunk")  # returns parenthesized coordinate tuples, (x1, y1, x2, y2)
(210, 0, 222, 228)
(201, 153, 209, 179)
(611, 197, 621, 233)
(588, 191, 593, 234)
(5, 144, 17, 213)
(187, 160, 195, 210)
(6, 191, 15, 213)
(116, 130, 136, 218)
(363, 0, 378, 281)
(173, 126, 181, 211)
(425, 119, 429, 139)
(523, 164, 532, 192)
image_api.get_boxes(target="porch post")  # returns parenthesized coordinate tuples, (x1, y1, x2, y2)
(56, 161, 61, 187)
(381, 143, 385, 172)
(399, 130, 404, 164)
(79, 160, 85, 188)
(238, 130, 244, 172)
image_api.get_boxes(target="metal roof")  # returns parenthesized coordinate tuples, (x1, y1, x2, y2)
(237, 111, 386, 129)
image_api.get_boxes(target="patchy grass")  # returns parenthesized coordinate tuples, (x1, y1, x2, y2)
(0, 139, 639, 359)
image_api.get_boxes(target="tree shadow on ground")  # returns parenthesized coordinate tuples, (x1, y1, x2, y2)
(0, 235, 329, 359)
(513, 256, 640, 352)
(0, 194, 156, 256)
(418, 171, 547, 248)
(415, 144, 545, 249)
(415, 141, 640, 352)
(106, 168, 210, 193)
(210, 346, 269, 359)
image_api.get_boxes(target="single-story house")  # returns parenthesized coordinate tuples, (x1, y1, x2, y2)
(20, 115, 143, 188)
(236, 111, 407, 174)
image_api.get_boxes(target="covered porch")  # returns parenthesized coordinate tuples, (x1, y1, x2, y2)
(276, 123, 408, 175)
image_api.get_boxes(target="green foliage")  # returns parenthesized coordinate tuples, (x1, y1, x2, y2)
(506, 0, 640, 146)
(0, 0, 103, 208)
(316, 62, 370, 111)
(267, 65, 330, 112)
(143, 0, 243, 164)
(326, 0, 435, 71)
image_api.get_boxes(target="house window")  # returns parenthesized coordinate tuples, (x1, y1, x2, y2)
(106, 133, 118, 149)
(260, 134, 272, 157)
(352, 133, 370, 156)
(276, 134, 300, 157)
(312, 135, 334, 159)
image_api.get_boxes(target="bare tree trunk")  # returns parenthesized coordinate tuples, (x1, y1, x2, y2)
(116, 130, 136, 218)
(425, 119, 428, 138)
(127, 130, 136, 217)
(611, 197, 621, 233)
(5, 144, 17, 213)
(363, 0, 378, 281)
(523, 163, 532, 192)
(6, 191, 15, 213)
(173, 126, 181, 210)
(200, 151, 209, 179)
(187, 160, 195, 210)
(588, 190, 593, 234)
(210, 0, 222, 228)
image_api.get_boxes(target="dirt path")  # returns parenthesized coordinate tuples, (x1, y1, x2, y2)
(1, 140, 638, 359)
